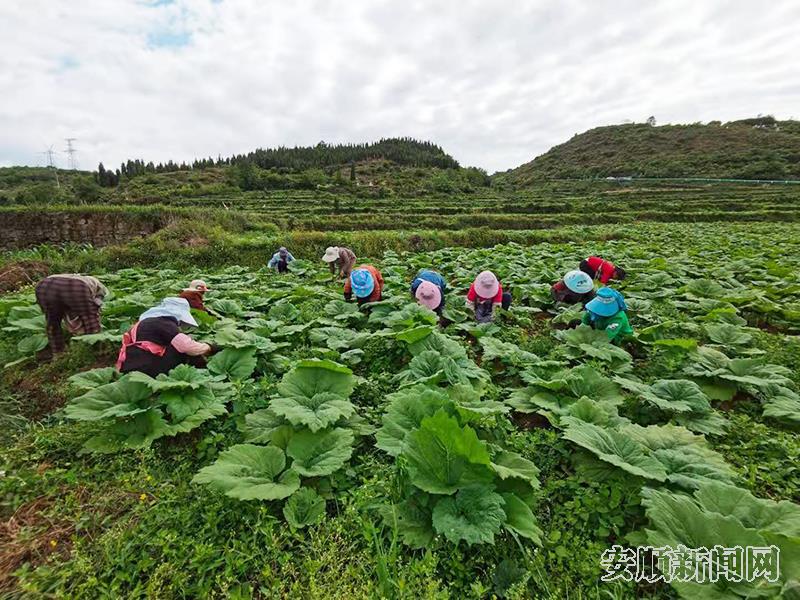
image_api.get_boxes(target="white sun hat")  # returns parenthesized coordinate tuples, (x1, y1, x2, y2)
(322, 247, 340, 262)
(139, 297, 198, 327)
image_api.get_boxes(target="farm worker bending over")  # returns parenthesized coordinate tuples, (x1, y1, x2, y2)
(268, 247, 295, 274)
(466, 271, 512, 323)
(581, 287, 633, 344)
(579, 256, 626, 285)
(35, 274, 108, 354)
(179, 279, 211, 313)
(322, 246, 357, 279)
(117, 297, 214, 377)
(551, 270, 596, 306)
(411, 269, 447, 314)
(344, 265, 384, 306)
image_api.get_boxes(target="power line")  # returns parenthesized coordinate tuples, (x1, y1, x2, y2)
(64, 138, 78, 170)
(40, 145, 60, 187)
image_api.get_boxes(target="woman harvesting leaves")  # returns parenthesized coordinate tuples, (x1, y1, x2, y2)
(581, 287, 633, 343)
(579, 256, 626, 285)
(411, 269, 447, 314)
(344, 265, 384, 306)
(117, 297, 215, 377)
(551, 270, 596, 306)
(466, 271, 512, 323)
(268, 247, 295, 273)
(322, 246, 357, 279)
(179, 279, 211, 313)
(35, 274, 108, 354)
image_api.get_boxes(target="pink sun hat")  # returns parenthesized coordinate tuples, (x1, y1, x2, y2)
(415, 280, 442, 310)
(473, 271, 499, 299)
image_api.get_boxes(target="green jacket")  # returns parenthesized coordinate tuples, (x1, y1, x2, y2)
(582, 310, 633, 343)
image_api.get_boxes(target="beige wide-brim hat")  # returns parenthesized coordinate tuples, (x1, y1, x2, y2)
(184, 279, 209, 292)
(322, 247, 340, 262)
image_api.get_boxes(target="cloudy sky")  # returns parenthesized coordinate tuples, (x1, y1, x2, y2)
(1, 0, 798, 173)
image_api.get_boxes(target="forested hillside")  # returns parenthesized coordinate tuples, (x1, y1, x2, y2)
(496, 116, 800, 187)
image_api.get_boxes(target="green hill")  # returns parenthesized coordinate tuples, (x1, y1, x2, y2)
(0, 138, 494, 206)
(495, 116, 800, 187)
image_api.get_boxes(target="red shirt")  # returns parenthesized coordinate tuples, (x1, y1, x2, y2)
(586, 256, 616, 284)
(467, 281, 504, 305)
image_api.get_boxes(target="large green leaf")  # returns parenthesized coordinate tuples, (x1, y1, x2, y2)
(65, 378, 153, 421)
(375, 385, 450, 456)
(379, 496, 435, 549)
(271, 391, 355, 432)
(192, 444, 300, 500)
(501, 492, 543, 544)
(160, 387, 228, 435)
(490, 451, 541, 489)
(286, 427, 354, 477)
(129, 364, 211, 393)
(243, 408, 287, 444)
(562, 419, 667, 482)
(68, 367, 119, 391)
(705, 323, 752, 347)
(566, 365, 624, 405)
(207, 347, 257, 380)
(641, 379, 712, 414)
(18, 333, 48, 354)
(641, 487, 784, 599)
(277, 359, 355, 400)
(432, 485, 506, 545)
(283, 487, 326, 529)
(401, 410, 493, 494)
(693, 481, 800, 536)
(82, 408, 170, 453)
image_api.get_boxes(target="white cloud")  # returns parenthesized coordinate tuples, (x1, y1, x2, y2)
(0, 0, 798, 173)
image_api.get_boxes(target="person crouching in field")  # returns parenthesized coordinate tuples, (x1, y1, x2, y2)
(344, 265, 384, 306)
(322, 246, 356, 279)
(581, 287, 633, 344)
(466, 271, 512, 323)
(268, 247, 295, 273)
(551, 270, 596, 306)
(35, 274, 108, 354)
(179, 279, 210, 313)
(117, 297, 214, 377)
(411, 269, 446, 315)
(579, 256, 626, 285)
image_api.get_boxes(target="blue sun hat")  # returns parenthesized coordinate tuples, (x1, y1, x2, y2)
(350, 269, 375, 298)
(585, 287, 627, 317)
(564, 270, 594, 294)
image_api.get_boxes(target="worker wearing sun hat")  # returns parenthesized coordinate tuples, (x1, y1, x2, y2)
(466, 270, 512, 323)
(179, 279, 210, 313)
(411, 269, 447, 314)
(344, 264, 384, 305)
(268, 247, 295, 274)
(581, 287, 633, 343)
(322, 246, 357, 279)
(551, 270, 596, 306)
(117, 297, 214, 377)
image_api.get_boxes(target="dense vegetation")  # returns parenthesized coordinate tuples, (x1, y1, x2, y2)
(1, 221, 799, 599)
(495, 116, 800, 186)
(2, 124, 800, 598)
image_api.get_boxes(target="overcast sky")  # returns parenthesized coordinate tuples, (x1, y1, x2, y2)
(1, 0, 798, 174)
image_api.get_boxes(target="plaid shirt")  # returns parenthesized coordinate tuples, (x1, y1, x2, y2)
(35, 275, 103, 353)
(329, 247, 357, 277)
